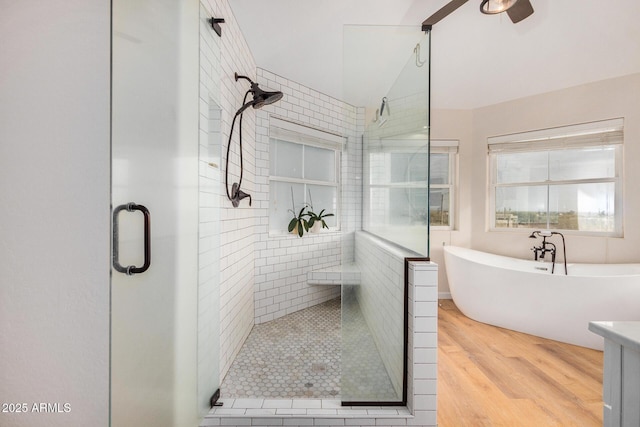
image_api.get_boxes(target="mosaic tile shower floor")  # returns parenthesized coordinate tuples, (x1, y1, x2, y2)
(220, 296, 398, 400)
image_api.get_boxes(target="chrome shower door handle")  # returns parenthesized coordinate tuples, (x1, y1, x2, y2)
(112, 203, 151, 275)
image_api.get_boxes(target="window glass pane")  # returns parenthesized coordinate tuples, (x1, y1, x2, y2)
(495, 185, 548, 228)
(368, 187, 428, 227)
(408, 151, 429, 182)
(496, 152, 548, 184)
(390, 153, 410, 183)
(549, 147, 616, 181)
(548, 183, 615, 232)
(304, 145, 335, 182)
(370, 151, 389, 185)
(367, 186, 428, 254)
(306, 184, 337, 228)
(429, 188, 450, 226)
(368, 187, 389, 227)
(390, 151, 428, 183)
(269, 181, 304, 232)
(389, 188, 428, 226)
(430, 154, 449, 185)
(270, 139, 302, 178)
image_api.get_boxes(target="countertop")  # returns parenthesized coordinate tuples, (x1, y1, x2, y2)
(589, 321, 640, 352)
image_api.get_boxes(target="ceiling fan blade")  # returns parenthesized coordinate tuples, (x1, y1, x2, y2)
(422, 0, 469, 30)
(506, 0, 534, 23)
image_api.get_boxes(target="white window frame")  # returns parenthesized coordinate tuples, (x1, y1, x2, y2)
(430, 140, 458, 231)
(268, 117, 343, 234)
(488, 118, 624, 237)
(365, 139, 458, 231)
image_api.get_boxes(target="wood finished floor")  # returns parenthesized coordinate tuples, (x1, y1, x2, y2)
(437, 299, 603, 427)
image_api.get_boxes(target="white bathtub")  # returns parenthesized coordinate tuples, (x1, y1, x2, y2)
(443, 245, 640, 350)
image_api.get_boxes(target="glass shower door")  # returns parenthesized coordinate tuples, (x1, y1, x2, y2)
(341, 26, 430, 404)
(111, 2, 202, 425)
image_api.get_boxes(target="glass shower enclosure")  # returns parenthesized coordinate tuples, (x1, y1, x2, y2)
(341, 26, 430, 404)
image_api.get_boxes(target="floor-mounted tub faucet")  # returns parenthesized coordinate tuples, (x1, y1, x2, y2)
(529, 230, 568, 275)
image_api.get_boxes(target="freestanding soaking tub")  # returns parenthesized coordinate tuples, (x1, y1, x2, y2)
(443, 245, 640, 350)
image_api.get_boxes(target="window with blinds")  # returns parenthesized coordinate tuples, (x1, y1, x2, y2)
(488, 118, 623, 235)
(268, 117, 343, 233)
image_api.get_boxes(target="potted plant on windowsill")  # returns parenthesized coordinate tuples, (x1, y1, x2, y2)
(288, 206, 309, 237)
(287, 186, 309, 237)
(305, 189, 334, 233)
(306, 209, 334, 233)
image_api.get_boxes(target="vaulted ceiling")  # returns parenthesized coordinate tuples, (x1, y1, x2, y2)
(229, 0, 640, 109)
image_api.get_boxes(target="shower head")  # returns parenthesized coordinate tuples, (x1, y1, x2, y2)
(251, 84, 283, 108)
(225, 72, 284, 209)
(234, 72, 283, 115)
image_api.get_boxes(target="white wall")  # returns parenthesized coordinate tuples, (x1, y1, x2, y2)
(429, 109, 473, 295)
(0, 2, 110, 426)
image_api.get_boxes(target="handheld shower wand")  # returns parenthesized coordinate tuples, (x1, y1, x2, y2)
(225, 73, 283, 207)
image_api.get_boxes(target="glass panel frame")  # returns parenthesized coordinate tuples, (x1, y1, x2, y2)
(342, 25, 430, 406)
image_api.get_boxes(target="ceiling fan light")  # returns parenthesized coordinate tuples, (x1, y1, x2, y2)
(480, 0, 518, 15)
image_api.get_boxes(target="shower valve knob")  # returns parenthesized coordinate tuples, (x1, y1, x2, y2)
(231, 182, 252, 208)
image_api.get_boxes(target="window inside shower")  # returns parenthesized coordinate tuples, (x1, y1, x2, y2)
(268, 119, 342, 234)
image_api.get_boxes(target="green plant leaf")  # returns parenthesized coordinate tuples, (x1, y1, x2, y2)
(288, 218, 297, 232)
(298, 207, 306, 218)
(298, 223, 304, 237)
(308, 217, 315, 228)
(303, 219, 309, 231)
(323, 213, 334, 218)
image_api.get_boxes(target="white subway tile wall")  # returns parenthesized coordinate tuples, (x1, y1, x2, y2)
(406, 261, 438, 425)
(201, 0, 257, 380)
(354, 232, 410, 398)
(251, 68, 363, 324)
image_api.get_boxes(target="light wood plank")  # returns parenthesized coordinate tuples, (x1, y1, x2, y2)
(438, 299, 603, 427)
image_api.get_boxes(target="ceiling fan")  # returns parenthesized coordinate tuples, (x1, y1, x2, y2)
(422, 0, 534, 29)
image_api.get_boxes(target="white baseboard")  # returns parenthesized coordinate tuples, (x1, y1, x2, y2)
(438, 292, 452, 300)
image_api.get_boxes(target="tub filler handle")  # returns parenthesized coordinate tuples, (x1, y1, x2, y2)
(112, 203, 151, 276)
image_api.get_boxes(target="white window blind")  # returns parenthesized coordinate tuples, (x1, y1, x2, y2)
(488, 118, 623, 153)
(270, 117, 344, 151)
